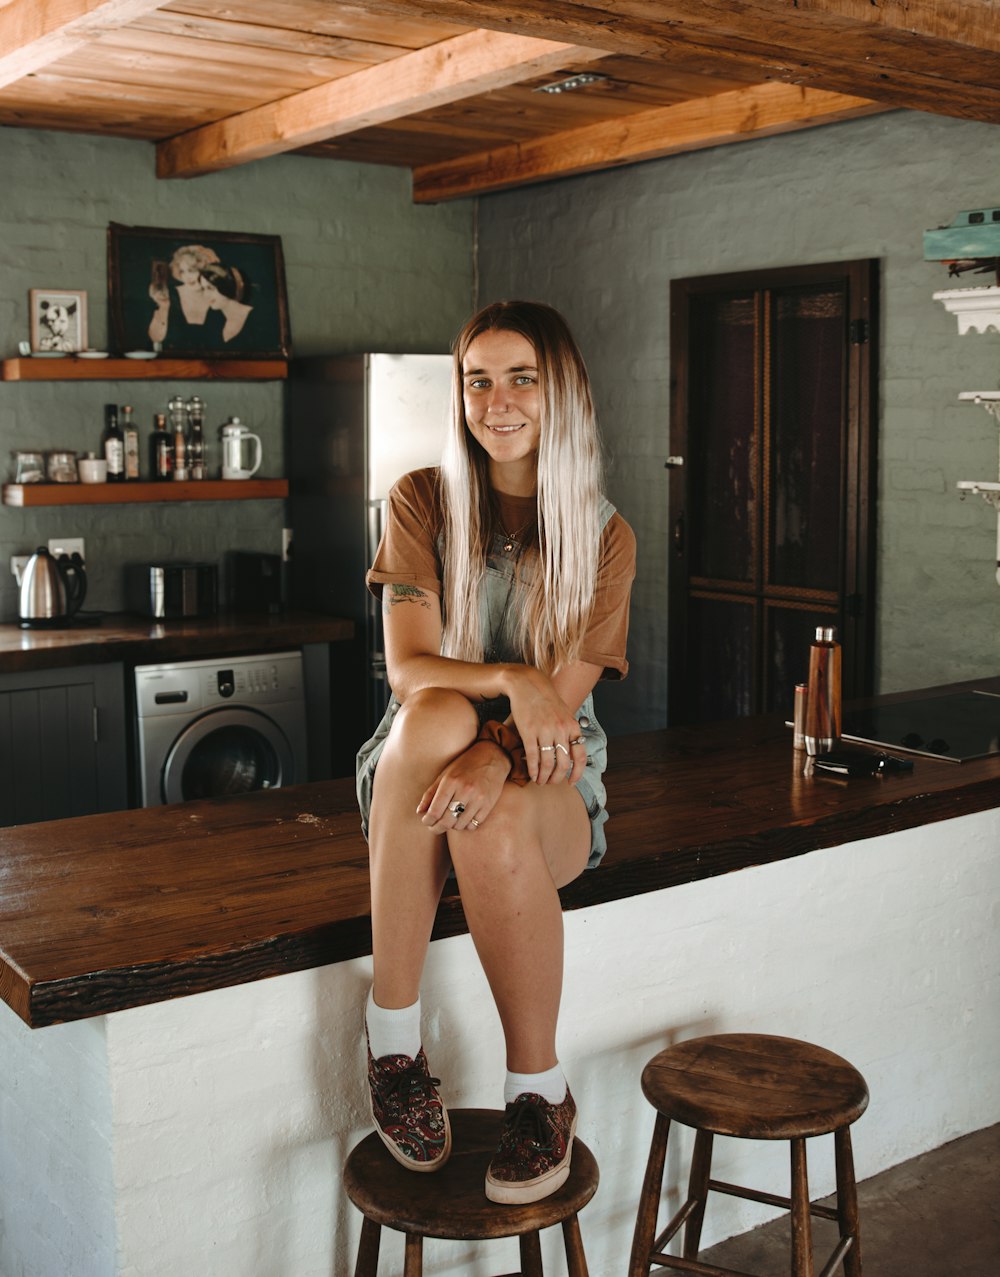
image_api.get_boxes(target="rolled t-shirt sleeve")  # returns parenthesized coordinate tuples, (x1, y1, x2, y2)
(578, 513, 637, 679)
(366, 469, 444, 599)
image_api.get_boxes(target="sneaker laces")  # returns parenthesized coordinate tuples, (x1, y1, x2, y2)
(501, 1097, 554, 1151)
(379, 1061, 442, 1109)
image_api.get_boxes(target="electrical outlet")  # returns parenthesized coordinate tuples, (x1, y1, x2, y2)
(10, 554, 29, 582)
(48, 537, 85, 562)
(281, 527, 293, 562)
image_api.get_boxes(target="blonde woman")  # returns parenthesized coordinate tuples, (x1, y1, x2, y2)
(147, 244, 219, 343)
(356, 300, 636, 1204)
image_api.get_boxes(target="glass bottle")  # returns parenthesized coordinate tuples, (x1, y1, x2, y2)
(102, 403, 125, 483)
(804, 626, 842, 755)
(150, 412, 173, 480)
(168, 395, 188, 481)
(121, 405, 140, 480)
(186, 395, 206, 480)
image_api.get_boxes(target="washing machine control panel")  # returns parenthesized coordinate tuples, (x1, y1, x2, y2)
(135, 651, 304, 718)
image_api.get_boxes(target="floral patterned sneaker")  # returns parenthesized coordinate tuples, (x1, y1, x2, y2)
(367, 1044, 452, 1172)
(485, 1088, 577, 1204)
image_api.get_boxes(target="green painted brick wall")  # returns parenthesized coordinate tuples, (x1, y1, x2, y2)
(0, 128, 473, 619)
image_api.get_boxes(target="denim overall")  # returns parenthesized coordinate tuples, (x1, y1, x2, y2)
(356, 499, 617, 869)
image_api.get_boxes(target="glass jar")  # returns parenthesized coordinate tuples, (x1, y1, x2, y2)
(12, 450, 45, 483)
(47, 450, 79, 483)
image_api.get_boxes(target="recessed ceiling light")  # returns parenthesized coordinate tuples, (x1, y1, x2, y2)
(535, 73, 608, 95)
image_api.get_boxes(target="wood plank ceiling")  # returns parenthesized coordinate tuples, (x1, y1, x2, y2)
(0, 1, 996, 202)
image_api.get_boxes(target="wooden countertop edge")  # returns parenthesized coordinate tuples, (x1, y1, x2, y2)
(12, 765, 999, 1030)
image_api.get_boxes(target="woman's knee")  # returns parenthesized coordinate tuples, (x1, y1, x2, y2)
(389, 687, 479, 756)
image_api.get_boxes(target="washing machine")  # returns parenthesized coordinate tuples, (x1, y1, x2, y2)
(134, 651, 308, 807)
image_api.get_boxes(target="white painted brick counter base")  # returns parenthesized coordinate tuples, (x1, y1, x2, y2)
(2, 808, 998, 1276)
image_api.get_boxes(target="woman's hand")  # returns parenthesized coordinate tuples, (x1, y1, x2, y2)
(503, 663, 599, 786)
(417, 740, 512, 833)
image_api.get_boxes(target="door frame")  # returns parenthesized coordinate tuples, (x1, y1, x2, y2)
(667, 258, 879, 722)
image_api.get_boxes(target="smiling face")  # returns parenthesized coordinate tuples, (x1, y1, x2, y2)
(461, 328, 541, 491)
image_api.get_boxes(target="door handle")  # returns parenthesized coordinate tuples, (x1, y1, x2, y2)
(673, 512, 685, 554)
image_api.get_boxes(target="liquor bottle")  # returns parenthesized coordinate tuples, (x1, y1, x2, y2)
(150, 412, 173, 480)
(168, 395, 188, 481)
(186, 395, 206, 480)
(102, 403, 125, 482)
(121, 405, 140, 480)
(803, 626, 842, 756)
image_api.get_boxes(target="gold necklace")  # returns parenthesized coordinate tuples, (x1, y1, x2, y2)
(500, 520, 531, 554)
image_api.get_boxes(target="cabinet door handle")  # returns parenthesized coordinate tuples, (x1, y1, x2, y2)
(673, 512, 685, 555)
(93, 706, 99, 743)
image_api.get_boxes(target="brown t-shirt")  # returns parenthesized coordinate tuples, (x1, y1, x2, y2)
(367, 467, 636, 678)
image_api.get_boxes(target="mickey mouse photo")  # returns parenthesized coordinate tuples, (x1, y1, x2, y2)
(29, 288, 88, 353)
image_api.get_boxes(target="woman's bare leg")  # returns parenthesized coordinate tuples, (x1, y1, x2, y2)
(447, 783, 590, 1074)
(367, 688, 479, 1009)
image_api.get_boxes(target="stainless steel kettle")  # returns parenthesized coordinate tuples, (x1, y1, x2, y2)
(17, 547, 87, 628)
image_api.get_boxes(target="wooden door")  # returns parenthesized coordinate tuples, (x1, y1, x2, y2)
(668, 260, 877, 724)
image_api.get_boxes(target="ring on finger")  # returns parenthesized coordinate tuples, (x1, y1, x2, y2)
(469, 817, 480, 829)
(554, 742, 570, 757)
(449, 801, 466, 817)
(539, 744, 555, 753)
(569, 735, 586, 747)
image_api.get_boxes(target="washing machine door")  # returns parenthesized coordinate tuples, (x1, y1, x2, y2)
(161, 707, 294, 803)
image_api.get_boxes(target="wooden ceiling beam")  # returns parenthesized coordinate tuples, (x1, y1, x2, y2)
(350, 0, 1000, 122)
(156, 30, 608, 179)
(0, 0, 169, 88)
(413, 81, 888, 202)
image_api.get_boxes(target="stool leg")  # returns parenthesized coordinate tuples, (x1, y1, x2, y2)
(403, 1232, 423, 1277)
(835, 1125, 863, 1277)
(628, 1111, 671, 1277)
(354, 1217, 381, 1277)
(682, 1128, 715, 1259)
(562, 1213, 591, 1277)
(519, 1230, 544, 1277)
(790, 1137, 815, 1277)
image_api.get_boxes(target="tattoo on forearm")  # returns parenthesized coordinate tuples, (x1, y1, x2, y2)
(384, 583, 430, 612)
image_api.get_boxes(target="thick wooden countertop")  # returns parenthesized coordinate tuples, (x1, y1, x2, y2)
(0, 610, 354, 674)
(1, 680, 998, 1029)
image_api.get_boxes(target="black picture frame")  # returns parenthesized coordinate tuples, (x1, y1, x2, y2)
(107, 223, 291, 359)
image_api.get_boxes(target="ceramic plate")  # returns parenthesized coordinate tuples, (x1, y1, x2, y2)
(77, 351, 109, 359)
(124, 350, 157, 360)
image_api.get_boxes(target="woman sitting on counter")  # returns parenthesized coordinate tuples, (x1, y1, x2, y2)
(355, 299, 636, 1204)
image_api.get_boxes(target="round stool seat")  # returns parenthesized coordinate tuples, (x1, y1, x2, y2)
(641, 1033, 869, 1140)
(344, 1107, 599, 1241)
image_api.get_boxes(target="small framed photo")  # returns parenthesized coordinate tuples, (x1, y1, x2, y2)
(107, 223, 291, 359)
(30, 289, 88, 353)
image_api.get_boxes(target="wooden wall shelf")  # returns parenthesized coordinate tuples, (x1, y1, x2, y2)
(2, 480, 288, 507)
(1, 357, 288, 382)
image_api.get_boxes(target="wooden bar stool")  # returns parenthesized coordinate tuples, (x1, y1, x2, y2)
(344, 1107, 598, 1276)
(628, 1033, 868, 1277)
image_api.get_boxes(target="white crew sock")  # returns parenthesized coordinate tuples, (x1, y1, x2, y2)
(365, 988, 422, 1061)
(504, 1063, 567, 1106)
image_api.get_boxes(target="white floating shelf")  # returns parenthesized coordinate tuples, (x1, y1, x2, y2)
(933, 286, 1000, 334)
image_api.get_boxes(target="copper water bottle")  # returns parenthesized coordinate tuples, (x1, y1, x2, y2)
(803, 626, 842, 755)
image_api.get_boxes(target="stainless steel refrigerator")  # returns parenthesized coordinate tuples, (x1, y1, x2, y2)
(287, 354, 452, 768)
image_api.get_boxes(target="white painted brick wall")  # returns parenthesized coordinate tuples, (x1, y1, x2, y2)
(2, 809, 996, 1275)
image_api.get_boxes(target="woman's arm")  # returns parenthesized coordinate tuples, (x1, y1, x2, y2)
(383, 582, 595, 782)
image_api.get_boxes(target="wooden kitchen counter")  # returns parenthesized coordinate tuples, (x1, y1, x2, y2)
(2, 678, 997, 1029)
(0, 609, 354, 673)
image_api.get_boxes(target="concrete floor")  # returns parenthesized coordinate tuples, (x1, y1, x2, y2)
(682, 1124, 1000, 1275)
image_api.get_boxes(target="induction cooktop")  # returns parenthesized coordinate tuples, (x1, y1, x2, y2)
(842, 690, 1000, 763)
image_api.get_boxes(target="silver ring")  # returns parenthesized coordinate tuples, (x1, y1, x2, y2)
(449, 801, 465, 816)
(539, 744, 555, 752)
(569, 735, 586, 746)
(554, 742, 569, 756)
(469, 817, 480, 829)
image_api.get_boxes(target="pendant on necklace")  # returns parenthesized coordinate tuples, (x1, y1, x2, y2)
(502, 537, 515, 553)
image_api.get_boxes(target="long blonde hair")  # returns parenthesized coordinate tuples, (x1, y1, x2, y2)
(440, 300, 604, 675)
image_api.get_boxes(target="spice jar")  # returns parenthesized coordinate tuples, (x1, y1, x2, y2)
(47, 450, 79, 483)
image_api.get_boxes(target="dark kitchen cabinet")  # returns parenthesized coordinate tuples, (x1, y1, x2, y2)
(0, 663, 127, 826)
